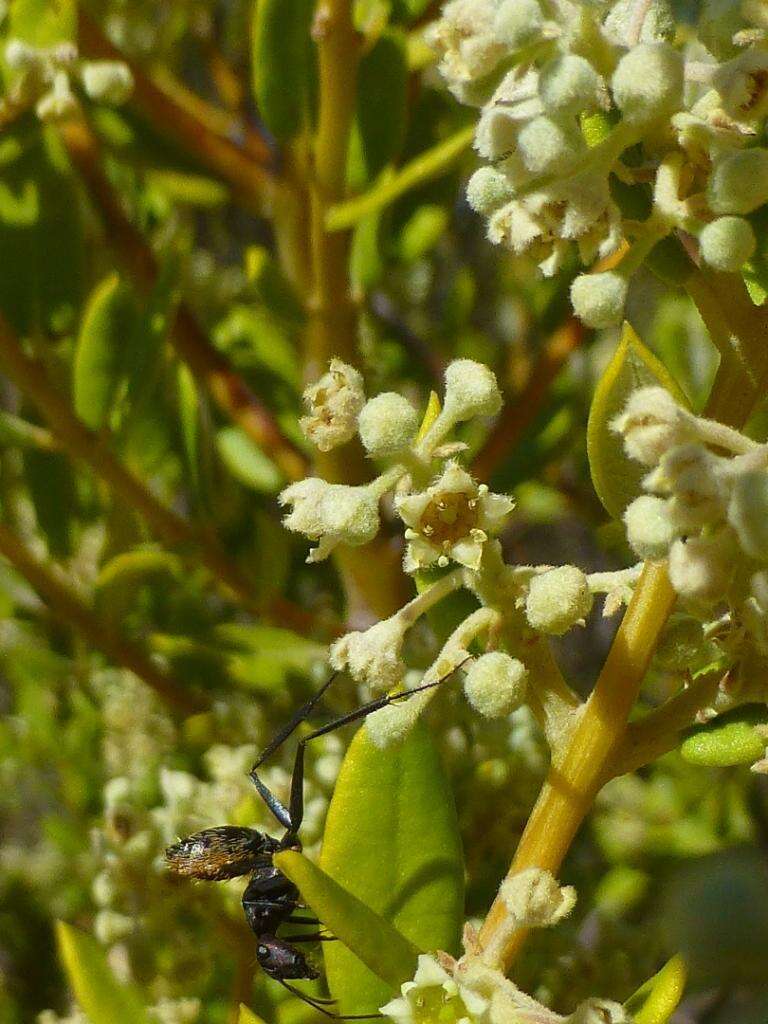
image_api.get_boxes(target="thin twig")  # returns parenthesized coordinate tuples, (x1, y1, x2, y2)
(59, 117, 308, 483)
(0, 520, 202, 714)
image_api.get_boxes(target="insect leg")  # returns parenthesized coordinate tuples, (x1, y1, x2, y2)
(278, 980, 381, 1020)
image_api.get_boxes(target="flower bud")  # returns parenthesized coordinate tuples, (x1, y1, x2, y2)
(279, 478, 382, 562)
(442, 359, 503, 422)
(612, 387, 694, 466)
(645, 443, 729, 531)
(517, 115, 587, 176)
(300, 359, 365, 452)
(611, 43, 684, 124)
(525, 565, 593, 635)
(728, 470, 768, 560)
(94, 909, 134, 945)
(330, 614, 409, 694)
(463, 652, 528, 718)
(699, 216, 756, 271)
(570, 272, 627, 329)
(499, 868, 577, 928)
(35, 70, 78, 122)
(708, 149, 768, 215)
(81, 60, 134, 104)
(493, 0, 544, 50)
(466, 166, 516, 215)
(357, 393, 419, 457)
(668, 532, 734, 603)
(623, 495, 675, 560)
(539, 55, 604, 117)
(5, 38, 40, 70)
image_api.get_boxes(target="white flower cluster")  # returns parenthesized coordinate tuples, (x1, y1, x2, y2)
(3, 38, 133, 121)
(615, 385, 768, 704)
(429, 0, 768, 326)
(380, 883, 631, 1024)
(292, 359, 640, 743)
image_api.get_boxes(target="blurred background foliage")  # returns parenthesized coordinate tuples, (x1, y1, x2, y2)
(0, 0, 767, 1022)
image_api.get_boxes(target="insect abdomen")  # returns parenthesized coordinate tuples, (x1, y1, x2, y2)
(165, 826, 277, 880)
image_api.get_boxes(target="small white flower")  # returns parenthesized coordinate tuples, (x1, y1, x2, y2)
(299, 359, 366, 453)
(644, 442, 730, 532)
(35, 69, 78, 121)
(358, 392, 419, 458)
(396, 463, 513, 573)
(668, 530, 735, 604)
(623, 495, 675, 560)
(330, 614, 410, 695)
(380, 953, 489, 1024)
(427, 0, 509, 103)
(566, 999, 632, 1024)
(463, 652, 528, 718)
(538, 55, 606, 117)
(525, 565, 593, 635)
(94, 909, 134, 945)
(612, 387, 696, 467)
(280, 477, 382, 562)
(708, 148, 768, 214)
(81, 60, 134, 104)
(517, 116, 587, 176)
(699, 216, 756, 271)
(499, 868, 577, 929)
(466, 166, 517, 215)
(610, 42, 684, 124)
(570, 272, 627, 329)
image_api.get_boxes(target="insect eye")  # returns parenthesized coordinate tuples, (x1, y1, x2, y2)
(257, 944, 268, 956)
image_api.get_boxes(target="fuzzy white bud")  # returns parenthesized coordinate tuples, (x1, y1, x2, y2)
(442, 359, 503, 423)
(466, 166, 516, 216)
(728, 470, 768, 560)
(499, 868, 577, 929)
(708, 149, 768, 215)
(81, 61, 134, 104)
(279, 477, 382, 562)
(330, 614, 409, 695)
(612, 387, 694, 466)
(570, 272, 627, 329)
(611, 43, 684, 124)
(463, 652, 528, 718)
(525, 565, 593, 635)
(300, 359, 365, 452)
(357, 393, 419, 458)
(539, 55, 604, 116)
(699, 216, 756, 272)
(623, 495, 675, 560)
(645, 442, 729, 531)
(668, 532, 734, 603)
(493, 0, 544, 50)
(517, 115, 586, 176)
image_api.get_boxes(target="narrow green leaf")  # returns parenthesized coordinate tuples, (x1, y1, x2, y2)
(350, 204, 387, 291)
(274, 850, 420, 992)
(587, 321, 688, 520)
(216, 426, 284, 493)
(327, 124, 475, 231)
(96, 548, 182, 591)
(56, 921, 149, 1024)
(23, 449, 75, 557)
(319, 721, 464, 1013)
(74, 274, 135, 430)
(680, 704, 768, 767)
(626, 954, 687, 1024)
(8, 0, 75, 48)
(251, 0, 314, 141)
(177, 363, 202, 494)
(348, 29, 408, 190)
(398, 205, 449, 262)
(0, 409, 56, 450)
(238, 1006, 269, 1024)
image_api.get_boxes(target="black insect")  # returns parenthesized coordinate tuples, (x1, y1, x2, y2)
(165, 670, 453, 1018)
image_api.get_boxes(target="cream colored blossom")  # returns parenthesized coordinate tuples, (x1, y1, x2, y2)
(396, 463, 513, 573)
(380, 953, 489, 1024)
(330, 614, 409, 695)
(299, 359, 365, 452)
(279, 477, 382, 562)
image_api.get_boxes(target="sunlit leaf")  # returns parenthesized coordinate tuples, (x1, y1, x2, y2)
(319, 721, 464, 1014)
(238, 1005, 269, 1024)
(587, 321, 688, 520)
(251, 0, 315, 141)
(216, 426, 284, 493)
(398, 205, 449, 262)
(56, 921, 149, 1024)
(274, 850, 420, 992)
(625, 954, 687, 1024)
(349, 29, 408, 190)
(680, 704, 768, 767)
(74, 274, 136, 430)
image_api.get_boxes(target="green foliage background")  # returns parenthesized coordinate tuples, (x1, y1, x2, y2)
(0, 1, 767, 1023)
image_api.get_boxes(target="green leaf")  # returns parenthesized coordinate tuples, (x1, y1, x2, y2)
(318, 721, 464, 1013)
(251, 0, 315, 141)
(238, 1006, 269, 1024)
(0, 409, 55, 450)
(23, 449, 75, 558)
(274, 850, 421, 993)
(350, 202, 388, 292)
(327, 124, 474, 231)
(216, 426, 284, 493)
(74, 274, 136, 430)
(56, 921, 149, 1024)
(587, 321, 688, 520)
(398, 205, 449, 262)
(8, 0, 75, 48)
(348, 29, 408, 191)
(679, 703, 768, 767)
(177, 363, 203, 496)
(626, 954, 687, 1024)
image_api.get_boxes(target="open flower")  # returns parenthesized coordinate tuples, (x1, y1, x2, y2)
(380, 954, 489, 1024)
(300, 359, 365, 452)
(396, 463, 514, 573)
